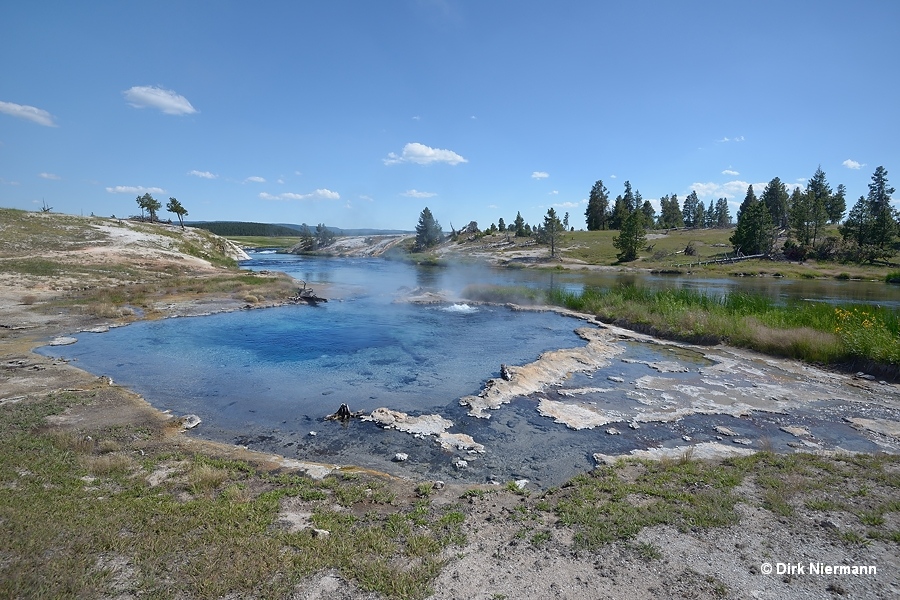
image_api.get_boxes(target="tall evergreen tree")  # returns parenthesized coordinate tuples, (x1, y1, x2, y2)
(681, 191, 700, 227)
(613, 209, 646, 262)
(694, 201, 705, 229)
(805, 166, 832, 246)
(840, 196, 876, 261)
(622, 181, 636, 213)
(704, 199, 716, 228)
(609, 195, 629, 230)
(736, 185, 757, 222)
(498, 217, 506, 233)
(540, 208, 565, 257)
(585, 180, 610, 230)
(730, 195, 774, 255)
(826, 184, 847, 224)
(714, 197, 731, 228)
(866, 166, 897, 254)
(514, 211, 526, 237)
(657, 194, 683, 229)
(414, 207, 442, 250)
(760, 177, 790, 230)
(641, 200, 656, 227)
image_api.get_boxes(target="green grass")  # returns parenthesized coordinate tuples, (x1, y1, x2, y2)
(4, 393, 899, 598)
(538, 285, 900, 370)
(0, 393, 466, 600)
(224, 235, 302, 249)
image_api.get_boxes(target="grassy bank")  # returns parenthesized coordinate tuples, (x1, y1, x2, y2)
(463, 284, 900, 374)
(3, 392, 898, 599)
(0, 392, 464, 600)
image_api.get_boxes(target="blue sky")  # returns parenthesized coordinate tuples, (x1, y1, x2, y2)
(2, 1, 898, 231)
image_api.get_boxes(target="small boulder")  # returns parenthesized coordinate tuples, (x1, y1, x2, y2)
(393, 453, 409, 462)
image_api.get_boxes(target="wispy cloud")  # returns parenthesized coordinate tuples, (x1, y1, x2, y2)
(550, 190, 559, 195)
(38, 172, 60, 180)
(402, 189, 437, 198)
(412, 115, 421, 121)
(0, 101, 57, 127)
(359, 195, 374, 202)
(259, 189, 340, 201)
(105, 185, 166, 194)
(123, 86, 197, 115)
(722, 169, 739, 176)
(531, 171, 549, 179)
(244, 176, 266, 183)
(383, 142, 467, 166)
(716, 135, 745, 143)
(842, 159, 865, 170)
(188, 170, 217, 179)
(553, 201, 584, 208)
(690, 180, 767, 199)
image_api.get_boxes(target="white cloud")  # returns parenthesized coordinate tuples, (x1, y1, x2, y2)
(842, 159, 865, 170)
(277, 178, 284, 184)
(402, 189, 437, 198)
(244, 176, 266, 183)
(412, 115, 421, 121)
(105, 185, 166, 194)
(123, 86, 197, 115)
(553, 201, 583, 208)
(610, 174, 617, 179)
(359, 195, 374, 202)
(383, 142, 467, 166)
(716, 135, 745, 143)
(722, 169, 740, 176)
(0, 101, 57, 127)
(259, 189, 340, 201)
(0, 178, 21, 186)
(550, 190, 559, 195)
(188, 170, 217, 179)
(39, 172, 60, 180)
(690, 180, 767, 200)
(531, 171, 549, 179)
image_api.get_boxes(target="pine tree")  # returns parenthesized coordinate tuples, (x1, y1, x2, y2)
(866, 166, 897, 254)
(704, 200, 716, 228)
(736, 185, 757, 222)
(760, 177, 790, 230)
(585, 180, 610, 230)
(731, 195, 773, 255)
(514, 211, 526, 237)
(613, 210, 646, 262)
(414, 207, 442, 250)
(622, 181, 636, 213)
(826, 184, 847, 224)
(498, 217, 506, 233)
(641, 200, 656, 228)
(609, 196, 629, 230)
(540, 208, 565, 257)
(165, 197, 188, 229)
(805, 167, 832, 246)
(714, 197, 731, 228)
(682, 191, 700, 227)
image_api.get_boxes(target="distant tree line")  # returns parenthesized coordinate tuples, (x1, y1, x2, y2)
(583, 165, 898, 264)
(192, 221, 300, 237)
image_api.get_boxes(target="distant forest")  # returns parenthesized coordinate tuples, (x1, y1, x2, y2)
(189, 221, 302, 237)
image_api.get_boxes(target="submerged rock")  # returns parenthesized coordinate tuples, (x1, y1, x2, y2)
(459, 327, 626, 418)
(594, 441, 755, 464)
(536, 398, 621, 430)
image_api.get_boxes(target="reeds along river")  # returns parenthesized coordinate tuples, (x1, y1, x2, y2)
(37, 253, 900, 486)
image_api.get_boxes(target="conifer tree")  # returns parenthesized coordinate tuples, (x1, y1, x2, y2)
(585, 180, 610, 230)
(613, 210, 646, 262)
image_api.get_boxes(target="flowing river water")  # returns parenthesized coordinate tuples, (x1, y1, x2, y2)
(38, 252, 900, 487)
